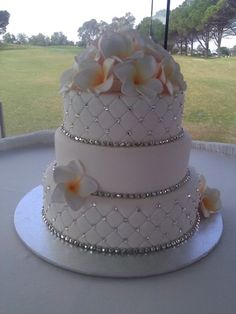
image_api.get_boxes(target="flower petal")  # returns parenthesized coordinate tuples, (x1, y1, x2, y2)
(98, 32, 133, 59)
(114, 61, 135, 82)
(67, 160, 84, 177)
(199, 202, 210, 218)
(165, 80, 174, 95)
(51, 183, 65, 203)
(60, 68, 76, 90)
(73, 62, 103, 90)
(79, 176, 98, 197)
(121, 78, 139, 96)
(53, 165, 75, 184)
(75, 45, 100, 66)
(94, 75, 114, 94)
(102, 58, 115, 79)
(135, 55, 158, 81)
(65, 191, 84, 211)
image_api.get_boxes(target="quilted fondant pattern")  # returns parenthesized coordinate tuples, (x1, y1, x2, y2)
(63, 91, 184, 143)
(43, 163, 199, 249)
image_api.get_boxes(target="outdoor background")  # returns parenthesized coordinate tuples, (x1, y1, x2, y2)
(0, 0, 236, 143)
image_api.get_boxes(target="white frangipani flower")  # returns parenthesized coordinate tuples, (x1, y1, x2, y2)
(198, 175, 222, 218)
(114, 55, 163, 97)
(98, 31, 134, 60)
(52, 160, 98, 211)
(74, 45, 101, 66)
(72, 58, 114, 93)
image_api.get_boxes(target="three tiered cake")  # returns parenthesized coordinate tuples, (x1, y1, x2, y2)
(42, 30, 218, 255)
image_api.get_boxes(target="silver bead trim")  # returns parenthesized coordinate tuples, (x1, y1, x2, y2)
(60, 124, 184, 148)
(42, 209, 200, 256)
(92, 169, 191, 199)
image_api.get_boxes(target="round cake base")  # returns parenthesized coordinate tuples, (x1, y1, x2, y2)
(14, 186, 223, 278)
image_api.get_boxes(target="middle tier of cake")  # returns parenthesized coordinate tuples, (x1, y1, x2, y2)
(55, 128, 192, 193)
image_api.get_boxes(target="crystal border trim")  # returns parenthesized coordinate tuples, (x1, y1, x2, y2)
(42, 209, 200, 256)
(60, 124, 184, 147)
(92, 169, 191, 199)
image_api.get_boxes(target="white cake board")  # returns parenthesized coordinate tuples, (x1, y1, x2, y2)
(14, 185, 223, 278)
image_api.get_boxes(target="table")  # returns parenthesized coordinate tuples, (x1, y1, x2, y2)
(1, 131, 236, 314)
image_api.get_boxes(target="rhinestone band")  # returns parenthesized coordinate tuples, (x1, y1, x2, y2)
(42, 209, 200, 256)
(92, 169, 191, 199)
(60, 124, 184, 147)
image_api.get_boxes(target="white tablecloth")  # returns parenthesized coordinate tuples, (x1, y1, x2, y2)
(0, 132, 236, 314)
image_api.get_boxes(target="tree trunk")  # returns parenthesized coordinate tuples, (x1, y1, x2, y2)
(190, 38, 194, 56)
(205, 30, 210, 58)
(180, 40, 183, 55)
(185, 38, 188, 56)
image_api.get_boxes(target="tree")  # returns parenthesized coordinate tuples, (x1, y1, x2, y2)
(29, 33, 50, 46)
(136, 17, 165, 44)
(3, 32, 15, 44)
(219, 46, 230, 56)
(153, 9, 166, 24)
(109, 12, 135, 31)
(77, 19, 100, 46)
(16, 33, 28, 44)
(51, 32, 68, 45)
(231, 45, 236, 56)
(0, 10, 10, 35)
(77, 13, 136, 46)
(206, 0, 236, 56)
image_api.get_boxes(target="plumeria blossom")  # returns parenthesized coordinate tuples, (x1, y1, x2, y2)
(72, 58, 115, 93)
(114, 55, 163, 97)
(98, 31, 134, 61)
(60, 29, 187, 96)
(52, 160, 98, 211)
(198, 175, 222, 218)
(160, 56, 187, 94)
(75, 45, 101, 66)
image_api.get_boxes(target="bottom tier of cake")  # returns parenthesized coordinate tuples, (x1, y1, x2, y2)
(42, 163, 200, 254)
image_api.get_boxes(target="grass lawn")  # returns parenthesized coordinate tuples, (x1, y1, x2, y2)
(0, 45, 236, 143)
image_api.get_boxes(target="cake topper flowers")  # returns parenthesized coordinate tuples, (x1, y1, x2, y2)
(198, 175, 222, 218)
(60, 29, 187, 97)
(52, 160, 98, 211)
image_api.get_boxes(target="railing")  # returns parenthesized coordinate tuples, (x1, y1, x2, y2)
(0, 102, 6, 138)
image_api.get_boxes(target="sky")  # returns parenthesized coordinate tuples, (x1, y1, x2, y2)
(1, 0, 188, 41)
(1, 0, 235, 48)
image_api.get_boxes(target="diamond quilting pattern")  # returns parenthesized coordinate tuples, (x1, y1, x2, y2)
(43, 163, 199, 249)
(63, 92, 184, 143)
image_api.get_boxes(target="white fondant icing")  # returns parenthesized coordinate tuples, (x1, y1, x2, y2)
(55, 128, 192, 193)
(63, 91, 184, 143)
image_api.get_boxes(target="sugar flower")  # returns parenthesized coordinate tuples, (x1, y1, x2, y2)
(52, 160, 98, 211)
(160, 56, 187, 95)
(114, 55, 163, 98)
(72, 58, 114, 93)
(98, 31, 134, 60)
(198, 175, 222, 218)
(60, 29, 187, 96)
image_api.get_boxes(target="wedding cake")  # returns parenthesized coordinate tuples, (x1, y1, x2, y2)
(42, 30, 220, 255)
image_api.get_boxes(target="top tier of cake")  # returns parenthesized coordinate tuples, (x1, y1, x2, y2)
(60, 30, 186, 145)
(62, 91, 184, 144)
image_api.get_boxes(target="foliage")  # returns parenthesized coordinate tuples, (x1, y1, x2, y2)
(136, 17, 164, 44)
(219, 46, 230, 56)
(50, 32, 68, 45)
(77, 13, 135, 46)
(169, 0, 236, 57)
(77, 19, 100, 46)
(16, 33, 28, 44)
(28, 33, 50, 46)
(2, 32, 16, 44)
(0, 10, 10, 35)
